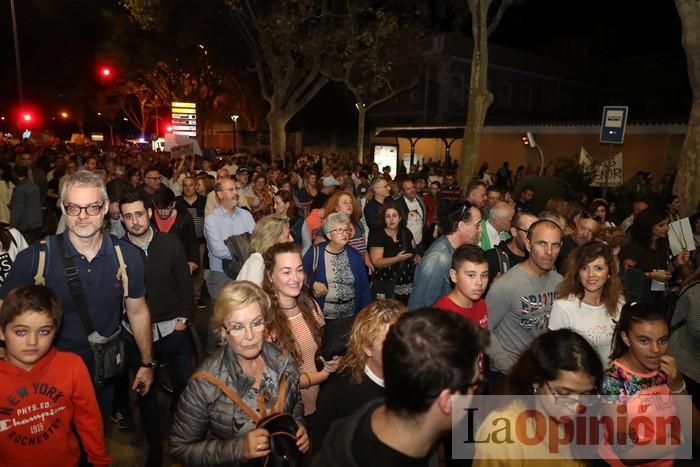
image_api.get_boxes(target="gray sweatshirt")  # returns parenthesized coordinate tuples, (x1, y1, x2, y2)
(485, 263, 562, 373)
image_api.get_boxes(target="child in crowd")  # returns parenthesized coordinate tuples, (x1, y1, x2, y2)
(434, 244, 489, 330)
(600, 302, 687, 467)
(0, 285, 110, 467)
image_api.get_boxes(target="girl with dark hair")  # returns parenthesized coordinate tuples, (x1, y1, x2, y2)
(474, 329, 603, 466)
(589, 198, 615, 227)
(549, 242, 624, 364)
(262, 242, 340, 423)
(600, 302, 686, 466)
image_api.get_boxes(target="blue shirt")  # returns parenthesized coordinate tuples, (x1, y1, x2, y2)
(407, 235, 455, 310)
(204, 206, 256, 272)
(0, 233, 146, 356)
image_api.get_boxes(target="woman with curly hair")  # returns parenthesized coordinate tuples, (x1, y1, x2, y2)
(262, 242, 340, 424)
(549, 242, 624, 364)
(312, 299, 406, 448)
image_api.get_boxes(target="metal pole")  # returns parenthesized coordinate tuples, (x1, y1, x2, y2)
(10, 0, 23, 106)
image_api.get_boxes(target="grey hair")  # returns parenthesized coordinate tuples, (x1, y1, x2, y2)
(489, 202, 514, 222)
(60, 170, 108, 202)
(323, 212, 350, 234)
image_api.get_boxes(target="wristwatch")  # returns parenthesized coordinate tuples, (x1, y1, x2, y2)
(140, 361, 157, 369)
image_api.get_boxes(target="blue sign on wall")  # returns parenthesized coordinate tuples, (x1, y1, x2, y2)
(600, 106, 629, 144)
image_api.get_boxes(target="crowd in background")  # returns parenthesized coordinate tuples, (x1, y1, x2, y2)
(0, 140, 698, 466)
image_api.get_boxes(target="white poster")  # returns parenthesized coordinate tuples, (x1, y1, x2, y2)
(579, 147, 623, 187)
(373, 145, 398, 179)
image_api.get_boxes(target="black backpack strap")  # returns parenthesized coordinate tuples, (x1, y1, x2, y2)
(55, 235, 97, 336)
(495, 244, 510, 275)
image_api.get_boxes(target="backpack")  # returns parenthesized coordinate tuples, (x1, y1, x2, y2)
(222, 232, 252, 279)
(190, 372, 301, 467)
(33, 235, 129, 298)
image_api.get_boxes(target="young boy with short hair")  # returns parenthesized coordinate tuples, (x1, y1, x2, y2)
(434, 244, 489, 330)
(0, 285, 110, 467)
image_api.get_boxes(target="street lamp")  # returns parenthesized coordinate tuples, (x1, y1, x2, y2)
(230, 115, 239, 153)
(60, 111, 69, 119)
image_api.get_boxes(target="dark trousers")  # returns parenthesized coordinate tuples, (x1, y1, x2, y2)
(116, 328, 194, 466)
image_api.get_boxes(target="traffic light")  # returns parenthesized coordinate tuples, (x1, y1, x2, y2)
(98, 65, 115, 83)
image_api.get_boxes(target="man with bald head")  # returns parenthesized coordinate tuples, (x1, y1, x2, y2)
(479, 201, 514, 251)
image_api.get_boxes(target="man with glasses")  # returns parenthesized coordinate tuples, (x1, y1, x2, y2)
(485, 219, 563, 392)
(0, 170, 154, 423)
(485, 212, 537, 284)
(313, 308, 487, 467)
(364, 177, 391, 231)
(138, 166, 162, 208)
(408, 201, 483, 310)
(555, 210, 600, 273)
(119, 190, 194, 466)
(204, 177, 255, 351)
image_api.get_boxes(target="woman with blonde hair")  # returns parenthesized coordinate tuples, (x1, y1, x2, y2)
(170, 281, 309, 465)
(312, 299, 406, 445)
(549, 241, 624, 364)
(236, 213, 292, 286)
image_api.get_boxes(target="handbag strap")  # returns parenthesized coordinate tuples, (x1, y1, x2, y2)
(55, 235, 97, 336)
(190, 371, 288, 423)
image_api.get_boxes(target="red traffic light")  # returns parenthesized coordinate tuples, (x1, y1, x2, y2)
(98, 65, 115, 83)
(101, 67, 111, 77)
(23, 113, 32, 122)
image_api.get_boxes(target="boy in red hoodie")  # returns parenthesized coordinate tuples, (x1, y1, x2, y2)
(0, 285, 111, 467)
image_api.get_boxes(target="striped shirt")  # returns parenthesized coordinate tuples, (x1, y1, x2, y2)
(288, 307, 325, 416)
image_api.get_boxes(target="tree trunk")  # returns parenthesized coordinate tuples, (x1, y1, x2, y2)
(458, 0, 494, 188)
(674, 0, 700, 216)
(267, 109, 290, 160)
(356, 105, 366, 163)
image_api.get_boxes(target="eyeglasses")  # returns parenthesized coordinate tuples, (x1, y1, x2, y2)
(222, 318, 265, 337)
(328, 227, 352, 235)
(544, 381, 599, 407)
(514, 227, 528, 234)
(63, 202, 104, 217)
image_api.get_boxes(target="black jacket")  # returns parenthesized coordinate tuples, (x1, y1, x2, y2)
(312, 400, 383, 467)
(151, 209, 199, 265)
(312, 371, 384, 448)
(125, 230, 192, 322)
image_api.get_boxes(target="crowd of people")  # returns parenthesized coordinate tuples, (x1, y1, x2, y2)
(0, 140, 698, 466)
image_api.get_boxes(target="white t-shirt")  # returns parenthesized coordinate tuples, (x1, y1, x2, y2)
(549, 294, 623, 364)
(403, 197, 423, 244)
(0, 228, 29, 285)
(235, 252, 265, 287)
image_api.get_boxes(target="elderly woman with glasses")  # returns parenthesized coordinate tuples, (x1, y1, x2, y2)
(302, 212, 371, 321)
(170, 281, 309, 465)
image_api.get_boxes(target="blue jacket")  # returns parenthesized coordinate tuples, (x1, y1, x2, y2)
(302, 241, 371, 315)
(407, 235, 455, 310)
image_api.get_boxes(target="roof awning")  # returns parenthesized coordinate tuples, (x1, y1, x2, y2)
(373, 126, 465, 141)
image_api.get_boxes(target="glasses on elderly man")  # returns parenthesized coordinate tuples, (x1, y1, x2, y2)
(63, 202, 105, 216)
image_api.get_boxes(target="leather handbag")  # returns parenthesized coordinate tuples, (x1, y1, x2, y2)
(190, 372, 301, 467)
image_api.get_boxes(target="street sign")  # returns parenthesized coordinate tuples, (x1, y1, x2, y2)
(171, 101, 197, 137)
(599, 106, 628, 144)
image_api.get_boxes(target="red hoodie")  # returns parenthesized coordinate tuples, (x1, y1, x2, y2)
(0, 348, 111, 467)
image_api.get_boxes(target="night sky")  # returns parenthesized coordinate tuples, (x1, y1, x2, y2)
(0, 0, 687, 122)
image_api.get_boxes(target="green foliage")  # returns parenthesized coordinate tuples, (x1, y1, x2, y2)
(553, 156, 596, 198)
